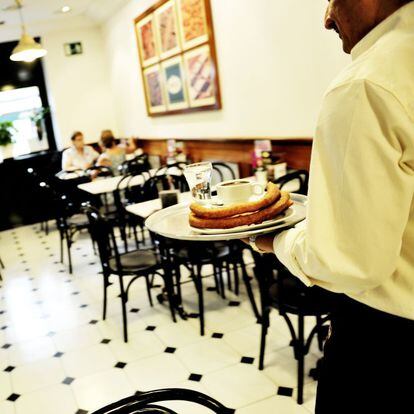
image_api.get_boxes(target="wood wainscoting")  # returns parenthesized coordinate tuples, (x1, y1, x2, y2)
(140, 138, 313, 177)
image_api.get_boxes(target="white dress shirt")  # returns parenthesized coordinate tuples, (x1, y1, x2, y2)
(62, 145, 99, 171)
(274, 2, 414, 320)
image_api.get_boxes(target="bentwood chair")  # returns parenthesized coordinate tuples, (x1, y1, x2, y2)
(92, 388, 235, 414)
(0, 255, 4, 281)
(85, 206, 176, 342)
(254, 253, 333, 405)
(274, 170, 309, 195)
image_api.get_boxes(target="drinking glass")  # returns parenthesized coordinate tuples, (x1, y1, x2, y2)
(183, 162, 213, 203)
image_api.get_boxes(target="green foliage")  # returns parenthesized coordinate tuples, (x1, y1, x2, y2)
(0, 121, 15, 147)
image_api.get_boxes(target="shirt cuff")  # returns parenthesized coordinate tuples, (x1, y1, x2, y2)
(273, 222, 314, 288)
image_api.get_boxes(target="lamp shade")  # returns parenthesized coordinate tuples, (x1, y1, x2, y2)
(10, 33, 47, 62)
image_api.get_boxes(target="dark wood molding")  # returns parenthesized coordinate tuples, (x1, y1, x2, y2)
(140, 137, 313, 176)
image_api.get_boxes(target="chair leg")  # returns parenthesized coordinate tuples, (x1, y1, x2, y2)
(66, 237, 73, 274)
(217, 264, 226, 299)
(316, 315, 324, 351)
(59, 232, 64, 263)
(164, 268, 177, 323)
(145, 275, 154, 307)
(133, 226, 139, 249)
(226, 261, 232, 291)
(259, 308, 270, 370)
(195, 264, 205, 336)
(119, 276, 128, 342)
(233, 262, 240, 296)
(103, 274, 109, 320)
(297, 314, 305, 405)
(0, 256, 5, 268)
(241, 260, 261, 322)
(45, 220, 49, 236)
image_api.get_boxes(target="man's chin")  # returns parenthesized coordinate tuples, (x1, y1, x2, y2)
(342, 40, 352, 55)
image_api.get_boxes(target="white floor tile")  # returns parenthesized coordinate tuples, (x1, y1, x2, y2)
(61, 343, 117, 378)
(0, 371, 12, 401)
(0, 401, 15, 414)
(125, 353, 190, 390)
(8, 337, 56, 366)
(202, 364, 277, 409)
(237, 395, 312, 414)
(14, 384, 77, 414)
(52, 324, 103, 352)
(108, 330, 165, 363)
(72, 368, 134, 411)
(11, 357, 66, 394)
(176, 338, 240, 375)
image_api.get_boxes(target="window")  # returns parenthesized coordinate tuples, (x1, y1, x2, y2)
(0, 86, 49, 158)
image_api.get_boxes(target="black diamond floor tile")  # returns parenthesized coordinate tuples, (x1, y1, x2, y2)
(228, 301, 241, 307)
(75, 410, 88, 414)
(54, 352, 64, 358)
(101, 339, 111, 344)
(114, 362, 127, 369)
(89, 320, 98, 325)
(241, 356, 255, 364)
(164, 347, 176, 354)
(188, 373, 203, 382)
(62, 377, 75, 385)
(212, 333, 224, 339)
(130, 308, 140, 313)
(277, 386, 294, 397)
(4, 366, 15, 372)
(7, 393, 20, 402)
(145, 326, 156, 331)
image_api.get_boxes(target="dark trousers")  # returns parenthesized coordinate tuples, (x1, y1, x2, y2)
(315, 295, 414, 413)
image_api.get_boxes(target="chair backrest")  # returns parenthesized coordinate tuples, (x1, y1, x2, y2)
(120, 154, 151, 176)
(141, 174, 188, 201)
(85, 206, 122, 273)
(91, 388, 234, 414)
(211, 162, 237, 185)
(274, 170, 309, 195)
(85, 165, 114, 178)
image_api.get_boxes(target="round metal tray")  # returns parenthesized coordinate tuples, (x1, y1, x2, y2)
(145, 193, 307, 242)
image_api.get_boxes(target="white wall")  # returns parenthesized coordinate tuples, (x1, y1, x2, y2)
(42, 27, 117, 148)
(102, 0, 350, 139)
(0, 16, 117, 149)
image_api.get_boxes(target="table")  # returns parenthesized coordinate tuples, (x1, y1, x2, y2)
(126, 192, 192, 219)
(77, 166, 184, 195)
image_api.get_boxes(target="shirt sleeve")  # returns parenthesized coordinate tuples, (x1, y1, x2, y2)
(61, 149, 72, 171)
(274, 79, 414, 295)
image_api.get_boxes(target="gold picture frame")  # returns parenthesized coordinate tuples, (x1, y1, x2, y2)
(134, 0, 221, 116)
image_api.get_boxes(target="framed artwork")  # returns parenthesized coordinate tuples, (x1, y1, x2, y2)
(136, 14, 159, 67)
(134, 0, 221, 116)
(161, 56, 189, 111)
(176, 0, 208, 50)
(143, 65, 167, 113)
(154, 0, 181, 60)
(183, 44, 216, 107)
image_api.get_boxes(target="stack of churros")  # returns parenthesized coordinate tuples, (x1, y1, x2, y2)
(189, 182, 293, 229)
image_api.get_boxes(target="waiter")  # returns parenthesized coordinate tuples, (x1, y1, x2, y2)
(248, 1, 414, 412)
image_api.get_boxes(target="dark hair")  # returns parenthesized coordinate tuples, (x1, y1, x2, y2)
(71, 131, 83, 141)
(101, 135, 115, 149)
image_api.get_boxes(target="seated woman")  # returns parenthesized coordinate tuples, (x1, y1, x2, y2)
(96, 131, 136, 175)
(61, 131, 99, 171)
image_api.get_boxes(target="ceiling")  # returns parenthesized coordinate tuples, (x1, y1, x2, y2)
(0, 0, 130, 27)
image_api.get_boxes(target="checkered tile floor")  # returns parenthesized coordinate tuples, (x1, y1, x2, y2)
(0, 223, 320, 413)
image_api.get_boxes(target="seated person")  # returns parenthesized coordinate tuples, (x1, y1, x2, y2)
(61, 131, 99, 171)
(96, 131, 136, 175)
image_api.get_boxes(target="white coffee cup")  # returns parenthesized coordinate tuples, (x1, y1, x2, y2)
(216, 179, 264, 205)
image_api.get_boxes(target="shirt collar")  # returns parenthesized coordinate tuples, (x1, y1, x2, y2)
(351, 2, 414, 61)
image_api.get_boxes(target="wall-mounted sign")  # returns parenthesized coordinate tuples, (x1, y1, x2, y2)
(64, 42, 83, 56)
